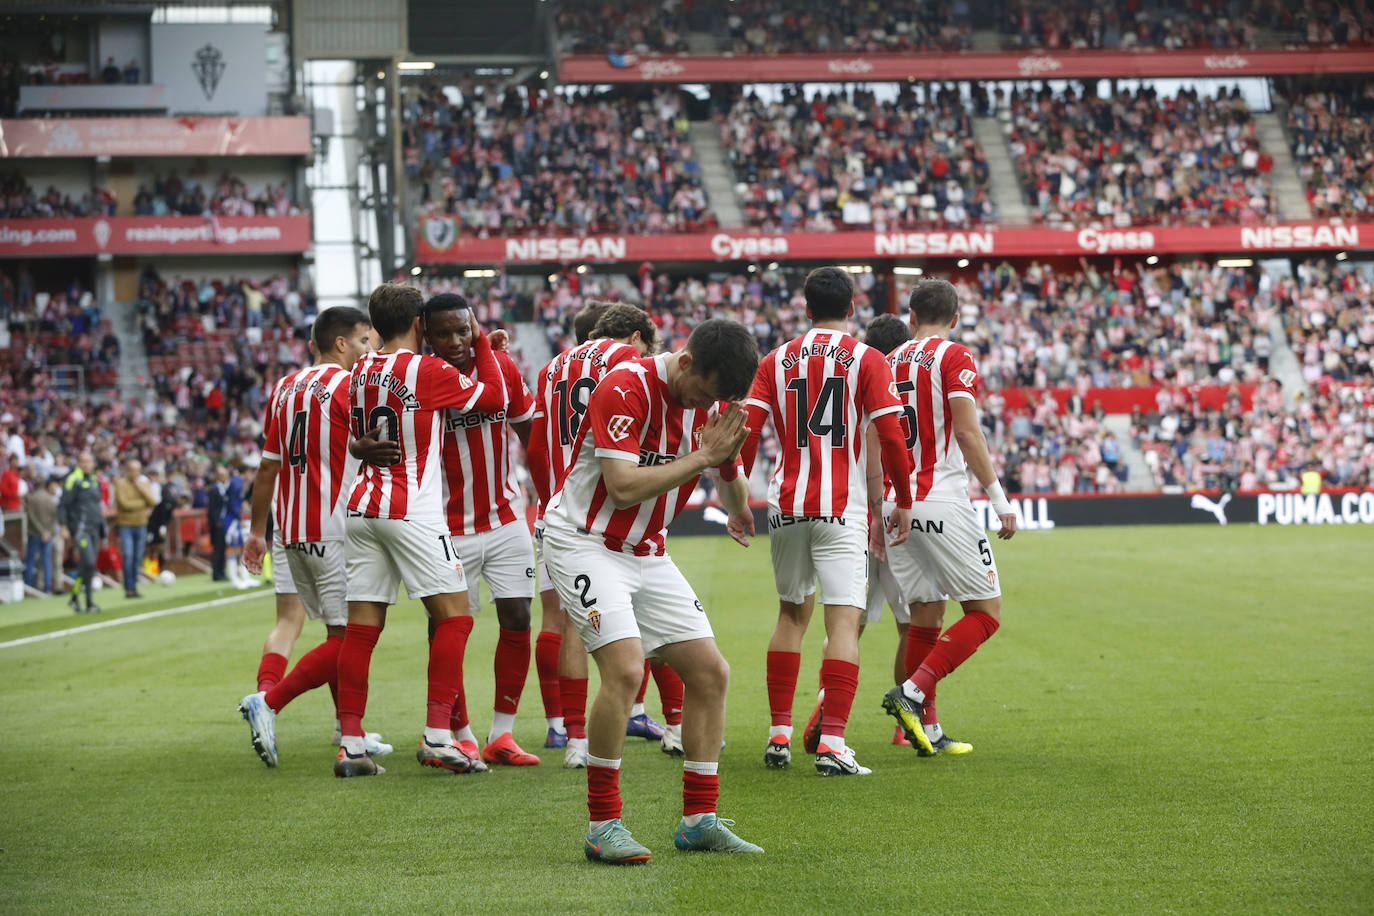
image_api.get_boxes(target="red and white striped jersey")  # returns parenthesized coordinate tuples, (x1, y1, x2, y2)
(544, 355, 740, 556)
(530, 338, 639, 514)
(261, 363, 356, 543)
(746, 328, 902, 522)
(346, 348, 489, 522)
(886, 336, 981, 503)
(441, 351, 536, 535)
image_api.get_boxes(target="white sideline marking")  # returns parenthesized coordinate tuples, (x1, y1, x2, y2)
(0, 589, 272, 650)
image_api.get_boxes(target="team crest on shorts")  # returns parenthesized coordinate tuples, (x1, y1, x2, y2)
(987, 569, 997, 587)
(588, 608, 601, 634)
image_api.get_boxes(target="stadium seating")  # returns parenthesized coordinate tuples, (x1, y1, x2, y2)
(721, 87, 993, 232)
(1005, 86, 1277, 227)
(1284, 88, 1374, 220)
(404, 86, 712, 236)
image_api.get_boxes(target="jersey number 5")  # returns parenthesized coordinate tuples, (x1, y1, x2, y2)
(895, 380, 919, 450)
(786, 376, 847, 448)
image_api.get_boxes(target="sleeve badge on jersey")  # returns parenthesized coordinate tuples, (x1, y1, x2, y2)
(889, 381, 899, 398)
(958, 369, 978, 388)
(606, 414, 635, 442)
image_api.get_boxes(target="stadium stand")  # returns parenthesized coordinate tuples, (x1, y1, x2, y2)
(1004, 85, 1278, 227)
(1283, 87, 1374, 220)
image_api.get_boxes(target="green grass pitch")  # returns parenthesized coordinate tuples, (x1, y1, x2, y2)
(1, 524, 1371, 913)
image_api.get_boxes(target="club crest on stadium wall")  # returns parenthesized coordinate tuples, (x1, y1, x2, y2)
(192, 44, 226, 101)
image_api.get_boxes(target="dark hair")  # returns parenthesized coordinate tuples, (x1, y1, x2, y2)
(367, 283, 424, 341)
(865, 313, 911, 355)
(908, 279, 959, 327)
(685, 318, 760, 401)
(803, 267, 854, 321)
(311, 305, 370, 355)
(591, 303, 657, 352)
(420, 292, 472, 323)
(573, 300, 613, 345)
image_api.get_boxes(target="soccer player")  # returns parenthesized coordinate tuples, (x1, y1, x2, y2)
(880, 279, 1016, 756)
(237, 307, 396, 767)
(544, 318, 763, 863)
(741, 266, 914, 777)
(332, 283, 504, 778)
(528, 303, 677, 768)
(419, 293, 543, 767)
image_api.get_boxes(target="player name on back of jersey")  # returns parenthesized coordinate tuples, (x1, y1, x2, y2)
(892, 345, 941, 370)
(276, 375, 338, 406)
(780, 339, 855, 370)
(350, 366, 423, 409)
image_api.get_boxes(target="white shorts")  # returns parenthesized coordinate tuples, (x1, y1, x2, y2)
(864, 552, 909, 625)
(281, 540, 348, 626)
(533, 519, 554, 594)
(344, 514, 467, 604)
(887, 500, 1000, 604)
(767, 512, 868, 608)
(271, 535, 296, 595)
(542, 525, 714, 657)
(451, 519, 536, 613)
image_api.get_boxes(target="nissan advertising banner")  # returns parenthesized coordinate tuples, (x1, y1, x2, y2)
(0, 215, 311, 256)
(416, 220, 1371, 265)
(150, 24, 268, 116)
(668, 489, 1374, 537)
(0, 117, 312, 158)
(559, 47, 1374, 85)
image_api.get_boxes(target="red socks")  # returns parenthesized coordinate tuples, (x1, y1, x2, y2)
(449, 681, 469, 732)
(534, 630, 562, 718)
(634, 660, 650, 705)
(766, 650, 801, 727)
(256, 652, 288, 693)
(336, 623, 382, 738)
(913, 611, 1000, 697)
(493, 627, 530, 715)
(265, 636, 342, 714)
(587, 762, 622, 821)
(426, 615, 474, 730)
(651, 663, 684, 727)
(682, 769, 719, 817)
(818, 658, 859, 737)
(905, 626, 942, 679)
(561, 676, 588, 739)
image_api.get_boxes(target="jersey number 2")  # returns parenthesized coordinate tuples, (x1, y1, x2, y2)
(786, 376, 847, 448)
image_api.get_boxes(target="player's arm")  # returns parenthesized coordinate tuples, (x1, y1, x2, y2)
(599, 406, 749, 510)
(949, 397, 1015, 540)
(348, 426, 402, 465)
(740, 354, 775, 477)
(242, 457, 280, 574)
(718, 458, 753, 548)
(502, 352, 536, 447)
(864, 425, 888, 561)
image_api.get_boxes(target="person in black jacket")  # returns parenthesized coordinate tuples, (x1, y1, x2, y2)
(205, 464, 230, 582)
(59, 450, 105, 614)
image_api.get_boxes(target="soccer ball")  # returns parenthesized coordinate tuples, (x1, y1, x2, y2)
(92, 576, 104, 591)
(157, 570, 176, 586)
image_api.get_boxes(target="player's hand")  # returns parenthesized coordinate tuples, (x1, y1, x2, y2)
(697, 404, 748, 466)
(886, 505, 911, 547)
(355, 425, 401, 466)
(489, 328, 510, 352)
(60, 527, 71, 542)
(242, 533, 267, 575)
(726, 508, 754, 547)
(469, 311, 484, 341)
(997, 512, 1017, 540)
(868, 511, 886, 562)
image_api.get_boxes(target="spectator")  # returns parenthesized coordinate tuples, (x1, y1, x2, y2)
(122, 59, 140, 84)
(23, 473, 58, 593)
(205, 463, 238, 582)
(115, 458, 157, 598)
(100, 57, 120, 84)
(0, 454, 21, 511)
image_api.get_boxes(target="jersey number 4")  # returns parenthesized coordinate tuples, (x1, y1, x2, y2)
(287, 411, 309, 473)
(786, 376, 847, 448)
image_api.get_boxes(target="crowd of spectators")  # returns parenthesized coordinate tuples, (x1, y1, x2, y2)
(1284, 87, 1374, 221)
(722, 86, 994, 232)
(405, 85, 711, 236)
(0, 172, 295, 219)
(1, 267, 119, 386)
(995, 0, 1260, 50)
(1006, 85, 1277, 227)
(1278, 259, 1373, 385)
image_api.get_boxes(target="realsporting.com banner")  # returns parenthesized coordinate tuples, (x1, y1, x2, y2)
(0, 116, 312, 158)
(0, 215, 311, 255)
(559, 47, 1374, 84)
(415, 221, 1371, 265)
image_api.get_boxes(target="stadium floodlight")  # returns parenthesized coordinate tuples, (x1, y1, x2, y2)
(767, 261, 779, 270)
(1146, 255, 1159, 265)
(410, 266, 422, 276)
(1216, 258, 1253, 268)
(463, 269, 498, 279)
(398, 61, 436, 70)
(576, 265, 588, 274)
(1336, 251, 1349, 261)
(956, 258, 970, 268)
(540, 71, 550, 80)
(839, 265, 872, 273)
(893, 267, 924, 276)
